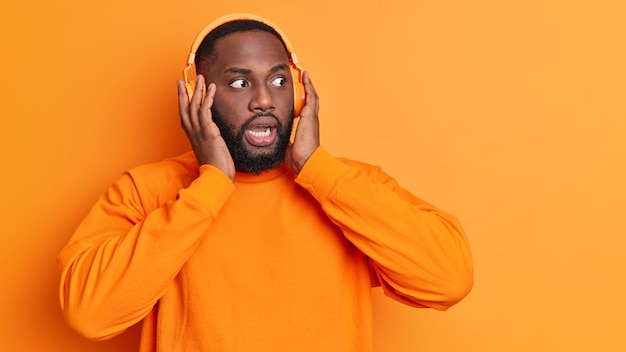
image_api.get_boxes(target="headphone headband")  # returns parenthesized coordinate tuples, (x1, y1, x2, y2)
(186, 13, 299, 67)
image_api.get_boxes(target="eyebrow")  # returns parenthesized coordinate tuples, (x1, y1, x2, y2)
(224, 63, 289, 75)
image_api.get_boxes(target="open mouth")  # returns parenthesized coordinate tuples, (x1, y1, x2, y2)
(248, 126, 271, 138)
(245, 122, 277, 147)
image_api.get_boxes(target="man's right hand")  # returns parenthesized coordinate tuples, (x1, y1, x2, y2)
(178, 75, 235, 182)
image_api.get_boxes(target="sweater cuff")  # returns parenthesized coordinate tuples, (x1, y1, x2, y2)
(295, 147, 351, 204)
(182, 164, 235, 218)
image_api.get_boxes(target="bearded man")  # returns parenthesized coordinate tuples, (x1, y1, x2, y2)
(58, 13, 473, 352)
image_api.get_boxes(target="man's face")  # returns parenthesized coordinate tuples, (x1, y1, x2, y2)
(204, 30, 295, 174)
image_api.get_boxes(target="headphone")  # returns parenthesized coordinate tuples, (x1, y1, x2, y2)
(183, 13, 306, 117)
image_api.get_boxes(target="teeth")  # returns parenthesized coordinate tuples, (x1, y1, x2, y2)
(248, 127, 271, 138)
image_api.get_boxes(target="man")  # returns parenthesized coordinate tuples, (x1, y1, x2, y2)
(57, 14, 473, 351)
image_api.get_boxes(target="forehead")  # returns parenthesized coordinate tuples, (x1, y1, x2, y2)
(212, 30, 290, 68)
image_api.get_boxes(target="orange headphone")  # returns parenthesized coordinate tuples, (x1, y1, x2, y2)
(183, 13, 306, 117)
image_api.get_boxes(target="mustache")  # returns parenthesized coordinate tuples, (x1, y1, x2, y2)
(252, 111, 278, 119)
(243, 112, 280, 128)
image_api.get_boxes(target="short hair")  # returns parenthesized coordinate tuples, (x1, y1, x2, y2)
(195, 19, 290, 75)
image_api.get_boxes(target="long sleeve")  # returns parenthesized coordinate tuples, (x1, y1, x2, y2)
(295, 147, 473, 310)
(57, 159, 235, 340)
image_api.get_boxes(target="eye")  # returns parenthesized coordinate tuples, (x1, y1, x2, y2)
(271, 77, 286, 87)
(229, 79, 249, 89)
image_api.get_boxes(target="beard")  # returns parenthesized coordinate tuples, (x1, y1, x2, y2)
(211, 107, 294, 175)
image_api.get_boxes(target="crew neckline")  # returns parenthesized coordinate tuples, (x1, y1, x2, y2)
(234, 163, 290, 183)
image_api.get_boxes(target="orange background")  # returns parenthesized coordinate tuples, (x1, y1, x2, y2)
(1, 0, 625, 351)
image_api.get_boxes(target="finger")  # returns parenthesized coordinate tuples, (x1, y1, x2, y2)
(191, 75, 205, 105)
(188, 75, 206, 129)
(177, 78, 192, 131)
(302, 71, 319, 114)
(199, 83, 217, 130)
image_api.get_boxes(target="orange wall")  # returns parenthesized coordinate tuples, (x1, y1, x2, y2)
(1, 0, 625, 351)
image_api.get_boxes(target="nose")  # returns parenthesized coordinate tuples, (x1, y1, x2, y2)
(249, 84, 275, 113)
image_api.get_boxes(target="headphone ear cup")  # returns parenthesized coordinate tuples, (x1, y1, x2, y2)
(292, 69, 306, 118)
(185, 79, 196, 102)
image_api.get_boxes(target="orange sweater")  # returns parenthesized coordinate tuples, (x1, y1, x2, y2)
(57, 147, 472, 351)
